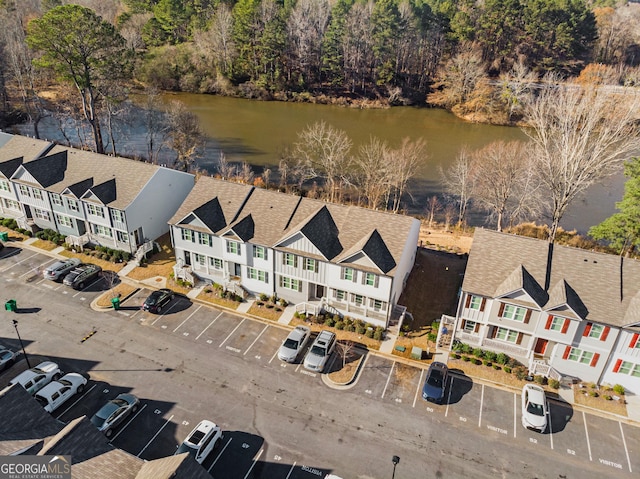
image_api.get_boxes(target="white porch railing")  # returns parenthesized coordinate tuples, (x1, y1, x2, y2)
(483, 338, 529, 358)
(296, 302, 321, 316)
(529, 359, 562, 381)
(224, 280, 249, 299)
(173, 263, 194, 285)
(66, 233, 90, 251)
(455, 331, 482, 346)
(135, 240, 155, 263)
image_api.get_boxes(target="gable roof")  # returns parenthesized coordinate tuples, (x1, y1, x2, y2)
(64, 178, 94, 198)
(191, 197, 228, 233)
(84, 178, 117, 205)
(0, 134, 53, 162)
(463, 228, 640, 327)
(227, 214, 255, 242)
(495, 265, 549, 307)
(14, 150, 68, 187)
(298, 205, 342, 260)
(0, 156, 23, 179)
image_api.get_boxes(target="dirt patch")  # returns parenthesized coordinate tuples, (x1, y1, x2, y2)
(59, 249, 126, 273)
(246, 302, 284, 321)
(328, 349, 364, 384)
(30, 239, 59, 251)
(0, 227, 29, 241)
(126, 233, 176, 281)
(419, 224, 474, 254)
(196, 288, 241, 310)
(95, 283, 139, 308)
(573, 383, 628, 416)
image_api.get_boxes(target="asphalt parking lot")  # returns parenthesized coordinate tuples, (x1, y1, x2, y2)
(1, 246, 638, 477)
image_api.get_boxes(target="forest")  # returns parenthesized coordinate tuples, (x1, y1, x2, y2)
(1, 0, 640, 254)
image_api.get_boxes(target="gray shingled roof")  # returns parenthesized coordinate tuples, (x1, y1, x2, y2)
(65, 178, 95, 198)
(85, 178, 117, 205)
(361, 229, 397, 274)
(170, 176, 418, 277)
(463, 228, 640, 327)
(495, 265, 549, 307)
(0, 157, 23, 179)
(17, 150, 68, 187)
(191, 197, 228, 233)
(227, 214, 255, 242)
(136, 453, 212, 479)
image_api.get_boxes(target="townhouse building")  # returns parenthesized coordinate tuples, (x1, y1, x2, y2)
(448, 228, 640, 395)
(168, 176, 420, 328)
(0, 132, 194, 254)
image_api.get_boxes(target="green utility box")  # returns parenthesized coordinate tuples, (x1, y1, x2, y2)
(111, 297, 121, 310)
(411, 346, 423, 360)
(0, 231, 8, 241)
(5, 299, 17, 312)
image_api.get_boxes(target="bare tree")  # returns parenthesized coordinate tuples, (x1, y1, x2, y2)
(120, 13, 152, 50)
(442, 202, 457, 232)
(521, 82, 640, 243)
(217, 151, 236, 180)
(165, 100, 203, 172)
(239, 161, 255, 184)
(293, 121, 352, 203)
(342, 1, 374, 92)
(387, 137, 424, 213)
(353, 136, 390, 209)
(262, 168, 272, 189)
(194, 3, 236, 76)
(336, 340, 355, 369)
(498, 60, 538, 122)
(425, 195, 441, 228)
(142, 87, 168, 164)
(286, 0, 330, 85)
(440, 147, 474, 227)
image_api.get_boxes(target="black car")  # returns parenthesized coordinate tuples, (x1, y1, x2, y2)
(422, 361, 448, 403)
(142, 288, 175, 313)
(63, 263, 102, 289)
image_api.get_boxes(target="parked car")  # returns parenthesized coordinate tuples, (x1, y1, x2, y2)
(91, 393, 140, 437)
(43, 257, 81, 281)
(0, 348, 17, 371)
(63, 263, 102, 290)
(278, 325, 311, 363)
(9, 361, 62, 395)
(34, 372, 87, 413)
(422, 361, 448, 403)
(175, 419, 223, 464)
(521, 384, 548, 432)
(142, 288, 175, 313)
(303, 330, 336, 372)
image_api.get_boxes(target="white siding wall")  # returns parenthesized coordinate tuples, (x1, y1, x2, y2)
(600, 330, 640, 395)
(390, 219, 421, 304)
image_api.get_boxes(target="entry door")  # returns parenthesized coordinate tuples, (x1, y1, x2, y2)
(234, 263, 241, 277)
(534, 338, 548, 355)
(315, 285, 325, 299)
(184, 251, 192, 266)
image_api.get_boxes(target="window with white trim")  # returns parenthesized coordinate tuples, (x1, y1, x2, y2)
(283, 253, 297, 267)
(94, 224, 112, 238)
(0, 180, 9, 192)
(51, 194, 63, 206)
(280, 275, 300, 291)
(199, 232, 211, 246)
(469, 295, 482, 310)
(3, 198, 20, 210)
(303, 258, 317, 272)
(116, 230, 128, 243)
(342, 267, 355, 281)
(181, 229, 194, 242)
(19, 185, 30, 197)
(248, 267, 268, 282)
(352, 294, 364, 306)
(502, 304, 526, 322)
(194, 253, 206, 265)
(334, 289, 346, 301)
(370, 299, 386, 311)
(253, 245, 267, 260)
(87, 203, 104, 217)
(567, 347, 594, 365)
(33, 208, 49, 221)
(55, 214, 73, 228)
(32, 189, 43, 200)
(210, 257, 223, 269)
(495, 327, 518, 343)
(365, 272, 377, 286)
(111, 209, 125, 223)
(588, 324, 605, 339)
(463, 320, 477, 333)
(67, 199, 79, 212)
(226, 240, 240, 255)
(549, 316, 564, 331)
(619, 361, 640, 377)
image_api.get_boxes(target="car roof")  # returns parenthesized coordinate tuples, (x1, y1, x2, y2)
(315, 330, 335, 343)
(524, 384, 546, 403)
(186, 420, 217, 445)
(288, 326, 309, 341)
(429, 362, 448, 372)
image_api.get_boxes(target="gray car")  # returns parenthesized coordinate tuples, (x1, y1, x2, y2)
(43, 257, 81, 281)
(278, 325, 311, 363)
(0, 348, 17, 371)
(303, 330, 336, 372)
(91, 393, 140, 437)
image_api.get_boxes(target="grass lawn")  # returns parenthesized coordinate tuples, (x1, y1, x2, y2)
(126, 233, 176, 281)
(29, 239, 59, 251)
(196, 288, 241, 310)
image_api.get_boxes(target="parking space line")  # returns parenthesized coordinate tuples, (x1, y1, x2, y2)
(445, 377, 454, 417)
(196, 311, 223, 340)
(412, 369, 424, 408)
(244, 448, 263, 479)
(110, 404, 147, 442)
(173, 304, 202, 332)
(244, 324, 269, 355)
(583, 411, 592, 461)
(208, 437, 233, 472)
(72, 277, 103, 297)
(513, 393, 517, 438)
(548, 408, 554, 449)
(137, 414, 174, 457)
(151, 311, 166, 326)
(56, 384, 97, 419)
(380, 361, 395, 399)
(285, 462, 297, 479)
(0, 251, 39, 271)
(268, 347, 280, 364)
(619, 422, 632, 472)
(478, 384, 485, 427)
(219, 318, 246, 348)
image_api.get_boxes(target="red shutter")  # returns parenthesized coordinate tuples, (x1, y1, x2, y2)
(630, 333, 640, 348)
(480, 298, 486, 311)
(545, 315, 553, 330)
(600, 327, 609, 342)
(491, 327, 497, 339)
(590, 353, 600, 367)
(462, 319, 467, 330)
(524, 310, 531, 324)
(562, 346, 571, 359)
(474, 322, 480, 333)
(561, 319, 570, 334)
(613, 359, 623, 373)
(516, 332, 523, 345)
(583, 322, 592, 337)
(498, 303, 505, 316)
(465, 295, 471, 308)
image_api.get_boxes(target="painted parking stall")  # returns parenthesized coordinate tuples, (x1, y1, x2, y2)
(351, 354, 394, 397)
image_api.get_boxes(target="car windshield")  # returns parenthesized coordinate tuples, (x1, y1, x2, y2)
(58, 379, 72, 387)
(427, 370, 443, 388)
(146, 294, 160, 305)
(283, 338, 299, 349)
(527, 401, 545, 416)
(0, 351, 11, 360)
(310, 345, 326, 356)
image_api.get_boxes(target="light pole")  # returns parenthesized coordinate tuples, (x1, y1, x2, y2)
(12, 320, 30, 368)
(391, 455, 400, 479)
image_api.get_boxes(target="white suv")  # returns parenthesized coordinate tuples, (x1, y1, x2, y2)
(303, 330, 336, 372)
(9, 361, 61, 395)
(34, 372, 87, 413)
(175, 420, 223, 464)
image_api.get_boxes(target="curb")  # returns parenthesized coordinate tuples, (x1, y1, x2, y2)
(322, 347, 369, 390)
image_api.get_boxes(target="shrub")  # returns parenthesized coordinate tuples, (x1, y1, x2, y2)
(604, 395, 612, 401)
(345, 323, 355, 332)
(122, 252, 131, 261)
(496, 353, 509, 365)
(588, 390, 599, 398)
(335, 321, 345, 330)
(355, 321, 366, 335)
(504, 367, 512, 374)
(472, 348, 484, 358)
(365, 328, 374, 338)
(534, 375, 546, 385)
(472, 358, 482, 365)
(343, 317, 353, 328)
(427, 332, 437, 342)
(462, 356, 471, 362)
(430, 320, 440, 330)
(492, 365, 500, 370)
(324, 317, 336, 327)
(514, 367, 527, 380)
(275, 307, 282, 312)
(259, 293, 268, 302)
(333, 314, 341, 322)
(613, 384, 625, 395)
(373, 327, 384, 341)
(483, 359, 491, 367)
(279, 298, 288, 307)
(549, 379, 560, 389)
(484, 351, 497, 362)
(270, 294, 278, 304)
(452, 342, 464, 352)
(461, 343, 472, 354)
(293, 311, 301, 319)
(588, 382, 598, 389)
(450, 352, 460, 359)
